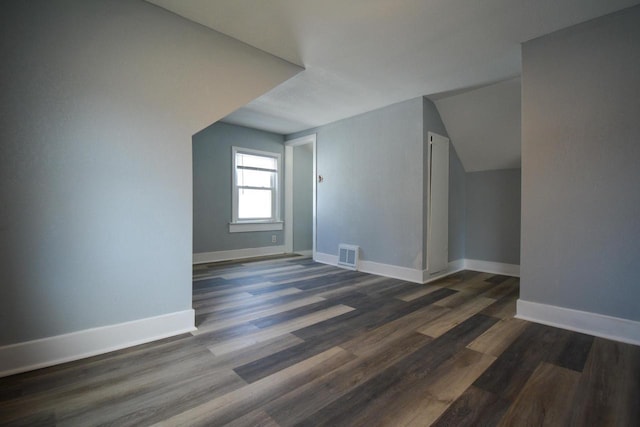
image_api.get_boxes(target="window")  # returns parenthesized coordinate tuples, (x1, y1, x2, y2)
(230, 147, 283, 232)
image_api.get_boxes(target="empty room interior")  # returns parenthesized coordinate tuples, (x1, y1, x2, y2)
(1, 1, 639, 426)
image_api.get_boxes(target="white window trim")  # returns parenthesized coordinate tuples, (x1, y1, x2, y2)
(230, 146, 282, 233)
(229, 221, 283, 233)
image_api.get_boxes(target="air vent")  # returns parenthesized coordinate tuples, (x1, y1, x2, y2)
(338, 244, 359, 270)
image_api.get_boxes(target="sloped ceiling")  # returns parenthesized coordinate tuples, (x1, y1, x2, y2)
(147, 0, 639, 171)
(434, 78, 522, 172)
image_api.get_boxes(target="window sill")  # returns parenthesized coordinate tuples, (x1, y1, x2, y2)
(229, 221, 284, 233)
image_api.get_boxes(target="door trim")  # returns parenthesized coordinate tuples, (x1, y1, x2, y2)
(426, 132, 449, 274)
(284, 134, 317, 259)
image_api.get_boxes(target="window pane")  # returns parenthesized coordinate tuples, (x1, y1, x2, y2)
(236, 169, 274, 188)
(236, 152, 277, 170)
(238, 189, 272, 219)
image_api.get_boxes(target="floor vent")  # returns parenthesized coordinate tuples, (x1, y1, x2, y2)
(338, 244, 359, 270)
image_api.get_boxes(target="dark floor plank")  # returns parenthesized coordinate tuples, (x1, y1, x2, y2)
(250, 298, 343, 329)
(194, 295, 327, 334)
(298, 314, 498, 427)
(432, 385, 509, 427)
(234, 301, 401, 383)
(292, 270, 367, 291)
(472, 322, 569, 401)
(419, 296, 496, 337)
(0, 411, 56, 427)
(205, 304, 355, 356)
(156, 347, 356, 427)
(293, 288, 453, 345)
(261, 264, 336, 283)
(359, 278, 423, 299)
(446, 271, 492, 292)
(485, 274, 511, 285)
(467, 317, 529, 357)
(551, 331, 594, 372)
(432, 288, 484, 308)
(340, 303, 449, 357)
(349, 347, 497, 426)
(479, 277, 519, 300)
(265, 332, 432, 426)
(395, 283, 444, 302)
(193, 322, 261, 345)
(312, 275, 390, 300)
(497, 362, 580, 426)
(1, 344, 239, 426)
(205, 333, 305, 372)
(2, 258, 637, 426)
(224, 409, 280, 427)
(234, 288, 457, 383)
(58, 368, 244, 427)
(478, 292, 517, 319)
(233, 333, 347, 384)
(195, 289, 322, 323)
(568, 338, 640, 426)
(0, 333, 196, 400)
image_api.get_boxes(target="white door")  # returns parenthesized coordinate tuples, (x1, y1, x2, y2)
(427, 132, 449, 274)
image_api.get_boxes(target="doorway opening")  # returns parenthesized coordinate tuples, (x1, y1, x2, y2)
(284, 134, 317, 259)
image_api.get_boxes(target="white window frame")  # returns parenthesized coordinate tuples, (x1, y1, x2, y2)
(230, 146, 283, 233)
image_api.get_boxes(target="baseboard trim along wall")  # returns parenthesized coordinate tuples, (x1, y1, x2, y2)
(423, 259, 466, 283)
(196, 248, 519, 280)
(315, 252, 420, 282)
(193, 245, 286, 264)
(464, 259, 520, 277)
(313, 252, 340, 268)
(516, 300, 640, 347)
(316, 252, 520, 284)
(0, 309, 196, 378)
(359, 259, 424, 283)
(316, 253, 472, 284)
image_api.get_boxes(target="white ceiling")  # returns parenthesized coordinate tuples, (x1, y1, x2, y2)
(147, 0, 639, 171)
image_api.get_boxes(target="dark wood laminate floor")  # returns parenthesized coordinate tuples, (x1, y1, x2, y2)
(1, 256, 639, 426)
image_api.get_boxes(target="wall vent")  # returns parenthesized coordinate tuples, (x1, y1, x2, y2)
(338, 244, 359, 270)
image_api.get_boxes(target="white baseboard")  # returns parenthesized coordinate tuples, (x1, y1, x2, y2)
(464, 259, 520, 277)
(0, 309, 196, 378)
(314, 252, 338, 266)
(193, 245, 286, 264)
(315, 252, 466, 284)
(315, 252, 422, 283)
(359, 259, 423, 283)
(516, 300, 640, 346)
(423, 259, 466, 284)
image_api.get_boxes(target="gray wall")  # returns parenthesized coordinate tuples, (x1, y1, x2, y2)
(287, 97, 458, 271)
(521, 5, 640, 320)
(290, 98, 425, 269)
(422, 97, 450, 138)
(0, 1, 299, 346)
(193, 122, 285, 253)
(293, 144, 314, 252)
(466, 169, 521, 265)
(448, 145, 467, 262)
